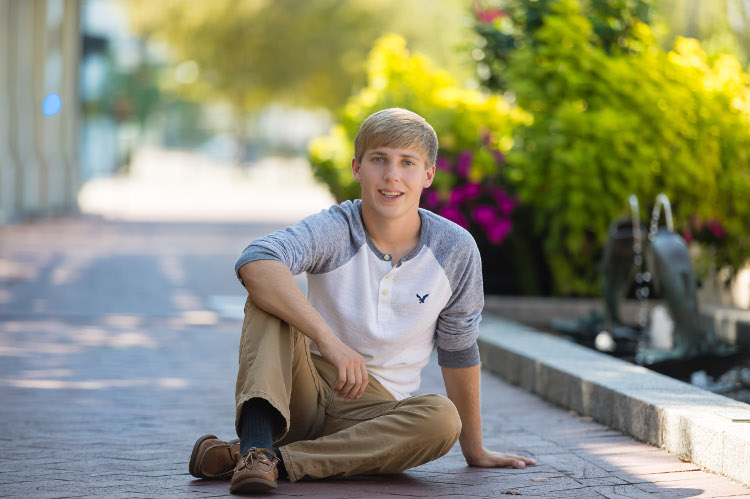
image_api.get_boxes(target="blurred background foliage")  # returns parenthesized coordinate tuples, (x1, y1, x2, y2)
(113, 0, 750, 296)
(122, 0, 474, 153)
(480, 0, 750, 294)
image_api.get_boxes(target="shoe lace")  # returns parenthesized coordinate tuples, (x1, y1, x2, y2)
(240, 447, 278, 470)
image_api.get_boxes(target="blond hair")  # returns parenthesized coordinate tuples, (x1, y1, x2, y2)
(354, 108, 438, 167)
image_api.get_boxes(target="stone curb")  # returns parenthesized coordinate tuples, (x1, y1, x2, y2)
(478, 314, 750, 487)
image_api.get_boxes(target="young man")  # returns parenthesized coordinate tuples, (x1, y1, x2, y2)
(189, 108, 535, 494)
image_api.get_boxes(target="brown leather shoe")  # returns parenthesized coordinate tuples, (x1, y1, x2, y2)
(189, 434, 240, 479)
(229, 447, 279, 494)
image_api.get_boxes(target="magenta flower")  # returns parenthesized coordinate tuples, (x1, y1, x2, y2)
(476, 8, 506, 23)
(492, 189, 517, 214)
(472, 205, 496, 228)
(436, 157, 452, 172)
(708, 220, 725, 238)
(498, 197, 516, 215)
(683, 228, 693, 244)
(463, 183, 481, 200)
(492, 150, 505, 166)
(440, 206, 469, 228)
(422, 190, 439, 209)
(481, 130, 492, 146)
(449, 188, 465, 205)
(456, 151, 473, 179)
(487, 218, 512, 244)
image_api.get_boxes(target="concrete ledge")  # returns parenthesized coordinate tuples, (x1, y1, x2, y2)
(479, 314, 750, 487)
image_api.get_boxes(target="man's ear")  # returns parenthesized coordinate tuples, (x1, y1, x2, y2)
(423, 164, 436, 188)
(352, 157, 362, 182)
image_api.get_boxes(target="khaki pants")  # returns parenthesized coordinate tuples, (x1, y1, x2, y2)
(235, 297, 462, 482)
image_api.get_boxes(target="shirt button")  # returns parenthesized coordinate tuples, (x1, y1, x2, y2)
(382, 290, 388, 296)
(385, 274, 391, 279)
(383, 254, 391, 261)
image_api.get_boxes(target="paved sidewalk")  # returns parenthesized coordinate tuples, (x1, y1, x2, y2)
(1, 217, 749, 498)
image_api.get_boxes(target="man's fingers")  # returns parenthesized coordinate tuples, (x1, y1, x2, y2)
(499, 457, 534, 468)
(355, 364, 368, 399)
(344, 368, 362, 401)
(505, 454, 536, 466)
(333, 368, 347, 392)
(339, 366, 356, 396)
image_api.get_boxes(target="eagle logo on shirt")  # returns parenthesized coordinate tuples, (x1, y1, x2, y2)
(416, 293, 429, 304)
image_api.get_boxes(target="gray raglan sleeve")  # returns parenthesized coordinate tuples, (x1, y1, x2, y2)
(234, 206, 350, 283)
(435, 240, 483, 368)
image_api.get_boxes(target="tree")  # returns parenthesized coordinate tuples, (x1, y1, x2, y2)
(123, 0, 474, 139)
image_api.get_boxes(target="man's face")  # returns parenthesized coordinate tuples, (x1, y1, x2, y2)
(352, 146, 435, 223)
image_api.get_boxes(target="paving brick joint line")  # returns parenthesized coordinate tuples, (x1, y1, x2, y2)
(1, 217, 748, 498)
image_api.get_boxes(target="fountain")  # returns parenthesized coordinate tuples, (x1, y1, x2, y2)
(551, 193, 740, 368)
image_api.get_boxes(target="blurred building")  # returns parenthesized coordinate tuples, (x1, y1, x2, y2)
(0, 0, 81, 222)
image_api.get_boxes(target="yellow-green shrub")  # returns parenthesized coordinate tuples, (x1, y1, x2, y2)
(501, 0, 750, 294)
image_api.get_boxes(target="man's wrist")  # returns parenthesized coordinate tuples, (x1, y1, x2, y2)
(311, 326, 336, 348)
(461, 442, 486, 462)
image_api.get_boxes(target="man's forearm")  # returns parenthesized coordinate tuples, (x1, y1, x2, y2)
(239, 259, 370, 400)
(441, 364, 484, 461)
(239, 260, 334, 346)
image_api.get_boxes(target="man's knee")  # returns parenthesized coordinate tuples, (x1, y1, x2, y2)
(409, 393, 462, 441)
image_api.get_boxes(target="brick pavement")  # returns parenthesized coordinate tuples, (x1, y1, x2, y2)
(1, 217, 749, 498)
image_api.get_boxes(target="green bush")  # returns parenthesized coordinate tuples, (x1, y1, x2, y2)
(478, 0, 750, 295)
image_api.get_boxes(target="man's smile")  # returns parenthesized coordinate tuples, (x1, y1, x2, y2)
(379, 190, 404, 199)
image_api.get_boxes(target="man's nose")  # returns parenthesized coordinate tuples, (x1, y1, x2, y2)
(383, 161, 400, 181)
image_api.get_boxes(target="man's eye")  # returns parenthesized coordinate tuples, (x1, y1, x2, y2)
(373, 157, 384, 163)
(404, 160, 413, 166)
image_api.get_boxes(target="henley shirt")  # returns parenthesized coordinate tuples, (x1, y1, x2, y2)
(235, 199, 483, 400)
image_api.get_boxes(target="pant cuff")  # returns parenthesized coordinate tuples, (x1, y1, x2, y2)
(279, 445, 300, 482)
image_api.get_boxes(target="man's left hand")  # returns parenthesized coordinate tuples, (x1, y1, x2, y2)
(465, 448, 537, 469)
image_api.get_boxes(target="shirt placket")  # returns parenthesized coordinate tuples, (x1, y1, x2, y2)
(377, 265, 399, 322)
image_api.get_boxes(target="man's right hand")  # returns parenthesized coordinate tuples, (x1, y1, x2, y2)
(317, 334, 369, 402)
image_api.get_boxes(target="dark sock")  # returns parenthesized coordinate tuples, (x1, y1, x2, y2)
(238, 398, 287, 477)
(239, 398, 277, 455)
(275, 450, 288, 479)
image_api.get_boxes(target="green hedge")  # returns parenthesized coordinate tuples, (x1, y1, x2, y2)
(488, 0, 750, 294)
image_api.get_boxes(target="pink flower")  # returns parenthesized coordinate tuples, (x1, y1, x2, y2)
(487, 218, 512, 244)
(492, 150, 505, 166)
(708, 220, 725, 238)
(456, 151, 472, 179)
(476, 8, 506, 23)
(449, 188, 465, 205)
(683, 228, 693, 244)
(436, 157, 452, 172)
(422, 190, 439, 209)
(493, 189, 517, 214)
(440, 206, 469, 228)
(463, 182, 481, 200)
(481, 130, 492, 146)
(472, 205, 496, 228)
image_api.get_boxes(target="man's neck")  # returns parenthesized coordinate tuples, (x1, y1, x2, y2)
(361, 205, 422, 262)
